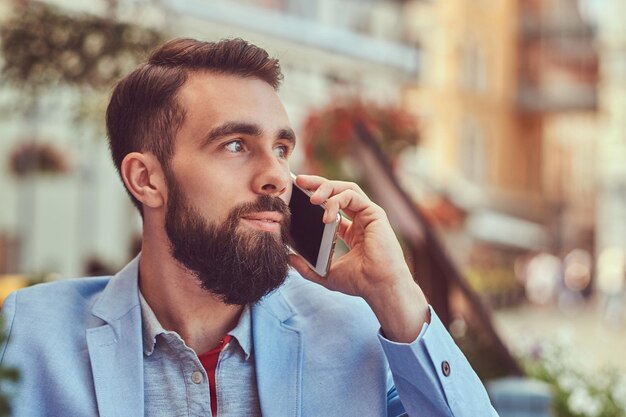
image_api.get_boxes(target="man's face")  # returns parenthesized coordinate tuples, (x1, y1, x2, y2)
(163, 72, 296, 304)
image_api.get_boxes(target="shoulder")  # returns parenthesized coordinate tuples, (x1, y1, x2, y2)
(5, 276, 110, 314)
(11, 275, 111, 297)
(271, 271, 380, 334)
(2, 276, 111, 337)
(1, 277, 112, 367)
(0, 278, 113, 415)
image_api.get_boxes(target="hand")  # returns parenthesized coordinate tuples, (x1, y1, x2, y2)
(288, 175, 430, 343)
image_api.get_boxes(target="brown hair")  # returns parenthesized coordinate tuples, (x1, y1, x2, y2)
(105, 38, 283, 214)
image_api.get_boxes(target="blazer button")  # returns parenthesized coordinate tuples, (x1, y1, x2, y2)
(441, 361, 451, 377)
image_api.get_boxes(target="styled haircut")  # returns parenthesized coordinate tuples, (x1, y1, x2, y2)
(105, 38, 283, 214)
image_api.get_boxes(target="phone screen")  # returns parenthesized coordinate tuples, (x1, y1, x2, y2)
(288, 185, 326, 267)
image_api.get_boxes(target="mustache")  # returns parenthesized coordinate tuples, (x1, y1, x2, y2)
(230, 195, 291, 221)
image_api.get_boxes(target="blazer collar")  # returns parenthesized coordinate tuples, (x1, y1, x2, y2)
(90, 255, 141, 327)
(87, 255, 144, 417)
(252, 273, 303, 417)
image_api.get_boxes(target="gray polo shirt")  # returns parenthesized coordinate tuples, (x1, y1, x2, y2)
(140, 293, 262, 416)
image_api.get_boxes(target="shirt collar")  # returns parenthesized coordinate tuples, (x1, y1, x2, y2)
(229, 303, 253, 360)
(139, 291, 253, 360)
(139, 291, 166, 356)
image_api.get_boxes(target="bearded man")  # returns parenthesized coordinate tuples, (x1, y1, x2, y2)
(1, 38, 499, 417)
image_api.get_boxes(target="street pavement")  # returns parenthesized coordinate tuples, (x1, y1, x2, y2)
(493, 297, 626, 373)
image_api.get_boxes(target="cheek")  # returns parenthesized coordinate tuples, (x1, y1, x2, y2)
(173, 157, 229, 199)
(183, 174, 248, 220)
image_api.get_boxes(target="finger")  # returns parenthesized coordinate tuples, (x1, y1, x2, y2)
(310, 181, 366, 205)
(295, 175, 372, 223)
(336, 217, 353, 249)
(296, 175, 366, 204)
(323, 189, 381, 224)
(288, 254, 326, 287)
(294, 174, 329, 192)
(337, 216, 351, 238)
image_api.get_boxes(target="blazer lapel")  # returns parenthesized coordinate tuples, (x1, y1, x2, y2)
(253, 285, 302, 417)
(87, 257, 144, 417)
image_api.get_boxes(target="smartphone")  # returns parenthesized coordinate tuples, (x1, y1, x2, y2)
(288, 173, 341, 277)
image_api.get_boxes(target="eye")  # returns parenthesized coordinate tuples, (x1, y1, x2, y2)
(224, 140, 244, 153)
(274, 145, 290, 159)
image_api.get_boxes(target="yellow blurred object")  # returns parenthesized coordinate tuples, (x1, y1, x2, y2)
(0, 275, 29, 307)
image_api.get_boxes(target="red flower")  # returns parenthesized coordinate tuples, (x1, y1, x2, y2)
(301, 99, 419, 179)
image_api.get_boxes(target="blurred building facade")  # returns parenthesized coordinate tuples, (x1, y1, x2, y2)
(401, 0, 599, 297)
(594, 0, 626, 299)
(520, 0, 597, 256)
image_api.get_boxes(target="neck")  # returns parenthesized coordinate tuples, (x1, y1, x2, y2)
(138, 221, 244, 354)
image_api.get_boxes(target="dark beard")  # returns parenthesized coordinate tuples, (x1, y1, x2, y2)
(164, 177, 291, 305)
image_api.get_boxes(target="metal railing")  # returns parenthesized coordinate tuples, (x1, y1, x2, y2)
(352, 121, 523, 377)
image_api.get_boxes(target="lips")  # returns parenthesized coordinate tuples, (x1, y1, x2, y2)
(240, 211, 284, 233)
(241, 211, 283, 223)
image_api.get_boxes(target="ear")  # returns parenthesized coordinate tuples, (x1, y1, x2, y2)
(120, 152, 167, 210)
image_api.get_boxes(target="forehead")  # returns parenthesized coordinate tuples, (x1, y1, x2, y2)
(177, 71, 289, 127)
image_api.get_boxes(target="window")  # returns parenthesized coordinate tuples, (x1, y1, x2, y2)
(459, 118, 488, 184)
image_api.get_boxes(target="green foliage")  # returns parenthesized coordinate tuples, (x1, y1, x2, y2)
(464, 266, 525, 308)
(0, 1, 166, 131)
(464, 266, 521, 294)
(0, 1, 165, 91)
(519, 339, 626, 417)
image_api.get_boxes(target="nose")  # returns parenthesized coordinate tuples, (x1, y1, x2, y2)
(252, 153, 290, 197)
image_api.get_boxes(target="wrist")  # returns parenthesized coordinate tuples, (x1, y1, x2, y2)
(363, 274, 430, 343)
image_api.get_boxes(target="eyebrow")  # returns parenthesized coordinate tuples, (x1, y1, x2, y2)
(277, 128, 296, 144)
(203, 122, 296, 146)
(205, 122, 261, 143)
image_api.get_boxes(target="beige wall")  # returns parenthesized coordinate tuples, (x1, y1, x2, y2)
(414, 0, 533, 196)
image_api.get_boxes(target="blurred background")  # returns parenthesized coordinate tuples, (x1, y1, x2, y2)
(0, 0, 625, 415)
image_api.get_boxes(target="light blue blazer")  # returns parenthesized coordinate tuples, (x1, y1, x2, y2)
(1, 257, 498, 416)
